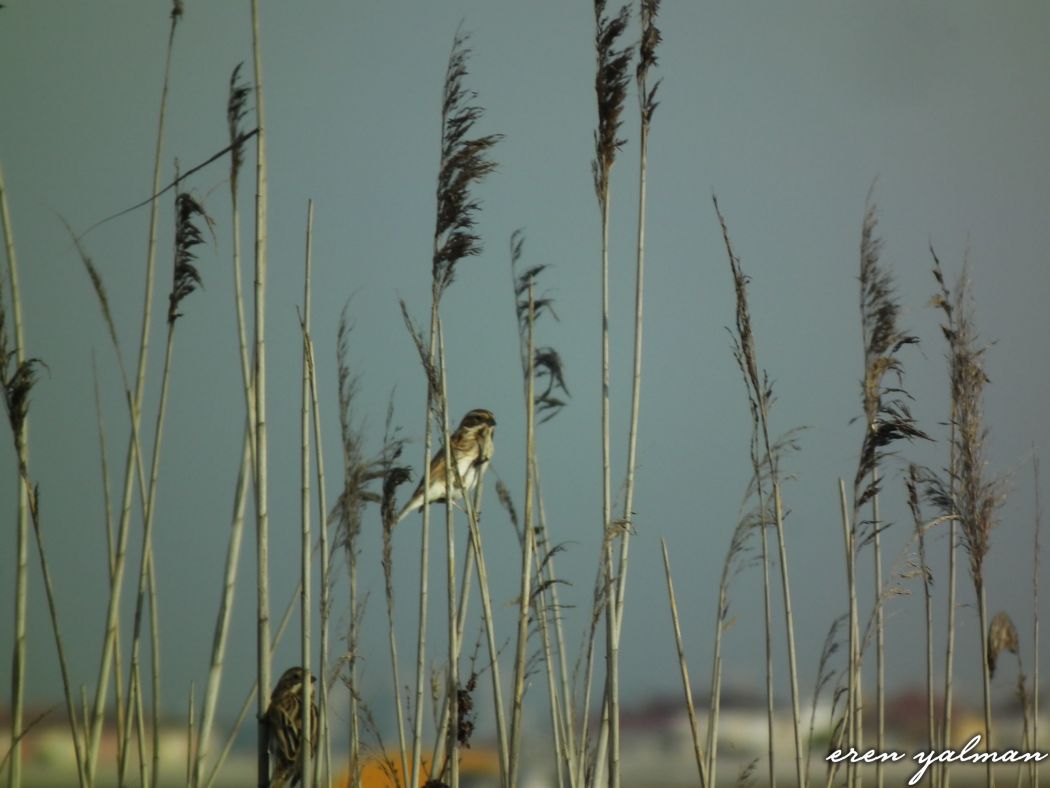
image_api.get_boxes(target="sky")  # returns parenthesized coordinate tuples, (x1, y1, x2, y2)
(2, 0, 1049, 752)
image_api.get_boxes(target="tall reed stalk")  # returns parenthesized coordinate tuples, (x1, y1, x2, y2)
(299, 201, 314, 787)
(508, 285, 537, 785)
(0, 162, 29, 788)
(332, 311, 375, 788)
(194, 61, 254, 788)
(927, 256, 1001, 786)
(589, 3, 631, 783)
(930, 248, 960, 787)
(403, 29, 500, 788)
(508, 234, 573, 784)
(715, 196, 807, 787)
(85, 5, 181, 779)
(611, 0, 661, 676)
(90, 357, 127, 783)
(853, 198, 924, 788)
(305, 308, 332, 788)
(249, 0, 272, 784)
(122, 190, 211, 788)
(3, 167, 85, 786)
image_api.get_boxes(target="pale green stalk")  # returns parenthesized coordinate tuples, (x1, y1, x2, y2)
(4, 166, 88, 787)
(0, 163, 28, 788)
(299, 201, 314, 787)
(509, 287, 537, 785)
(194, 426, 251, 787)
(436, 325, 459, 788)
(185, 683, 196, 788)
(194, 117, 256, 780)
(305, 319, 332, 788)
(407, 315, 437, 788)
(91, 358, 127, 782)
(249, 1, 272, 784)
(661, 541, 708, 787)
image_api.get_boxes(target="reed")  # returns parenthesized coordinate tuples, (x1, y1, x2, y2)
(508, 234, 574, 784)
(2, 167, 86, 788)
(193, 60, 255, 788)
(852, 196, 926, 788)
(715, 195, 806, 787)
(304, 308, 332, 788)
(0, 162, 29, 788)
(589, 2, 632, 782)
(907, 466, 937, 770)
(403, 27, 501, 788)
(333, 314, 398, 786)
(611, 0, 662, 701)
(85, 4, 182, 779)
(927, 258, 1003, 786)
(661, 540, 708, 787)
(299, 201, 315, 787)
(248, 0, 272, 783)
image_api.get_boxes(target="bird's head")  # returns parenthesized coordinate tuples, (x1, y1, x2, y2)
(458, 408, 496, 432)
(272, 666, 316, 698)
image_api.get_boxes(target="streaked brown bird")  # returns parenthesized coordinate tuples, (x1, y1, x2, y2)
(265, 666, 319, 788)
(396, 408, 496, 524)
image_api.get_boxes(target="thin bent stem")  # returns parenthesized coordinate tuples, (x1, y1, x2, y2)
(126, 315, 179, 788)
(1, 163, 30, 788)
(306, 324, 332, 788)
(20, 475, 87, 785)
(91, 358, 127, 782)
(661, 540, 708, 787)
(194, 423, 251, 786)
(760, 515, 776, 788)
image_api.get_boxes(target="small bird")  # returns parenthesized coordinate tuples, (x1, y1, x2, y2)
(265, 666, 319, 788)
(396, 408, 497, 524)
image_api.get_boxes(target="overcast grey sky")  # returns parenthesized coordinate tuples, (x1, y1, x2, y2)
(2, 0, 1049, 744)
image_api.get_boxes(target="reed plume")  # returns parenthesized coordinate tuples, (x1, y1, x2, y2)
(925, 256, 1003, 785)
(715, 195, 806, 787)
(852, 196, 927, 788)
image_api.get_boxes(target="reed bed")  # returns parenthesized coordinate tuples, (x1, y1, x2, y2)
(1, 5, 1042, 788)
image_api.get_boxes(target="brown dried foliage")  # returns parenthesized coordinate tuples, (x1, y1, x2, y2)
(432, 30, 502, 296)
(592, 0, 632, 204)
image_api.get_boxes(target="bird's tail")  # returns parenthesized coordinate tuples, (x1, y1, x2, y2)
(394, 496, 418, 526)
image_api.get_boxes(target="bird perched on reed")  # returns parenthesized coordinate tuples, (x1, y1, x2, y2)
(265, 666, 318, 787)
(396, 408, 496, 524)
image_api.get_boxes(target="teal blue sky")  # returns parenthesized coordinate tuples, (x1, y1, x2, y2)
(2, 0, 1049, 743)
